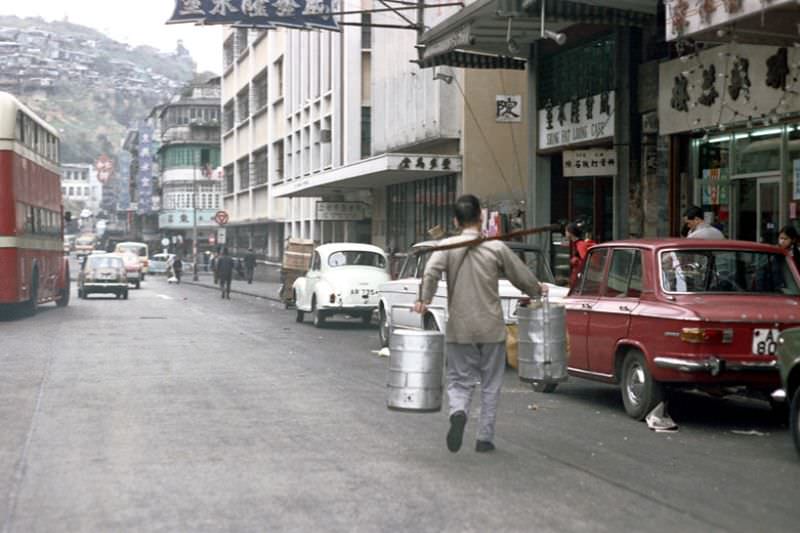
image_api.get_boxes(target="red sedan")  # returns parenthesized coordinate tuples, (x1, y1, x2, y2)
(560, 239, 800, 419)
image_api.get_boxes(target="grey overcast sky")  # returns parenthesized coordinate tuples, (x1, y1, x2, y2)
(0, 0, 223, 74)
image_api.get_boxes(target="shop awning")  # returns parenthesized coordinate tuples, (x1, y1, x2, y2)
(272, 153, 463, 198)
(418, 0, 656, 69)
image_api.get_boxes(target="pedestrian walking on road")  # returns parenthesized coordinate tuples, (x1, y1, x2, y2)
(244, 248, 256, 284)
(216, 247, 234, 299)
(203, 250, 211, 272)
(415, 194, 547, 454)
(172, 255, 183, 284)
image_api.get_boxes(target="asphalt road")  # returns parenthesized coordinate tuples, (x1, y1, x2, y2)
(1, 278, 798, 532)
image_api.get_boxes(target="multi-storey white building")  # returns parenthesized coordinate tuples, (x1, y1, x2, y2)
(222, 4, 530, 261)
(61, 163, 103, 215)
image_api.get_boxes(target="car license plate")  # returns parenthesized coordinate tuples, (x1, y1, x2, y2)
(752, 328, 779, 356)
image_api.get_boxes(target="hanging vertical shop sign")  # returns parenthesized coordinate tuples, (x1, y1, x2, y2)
(793, 160, 800, 201)
(167, 0, 339, 30)
(538, 92, 615, 151)
(137, 125, 154, 215)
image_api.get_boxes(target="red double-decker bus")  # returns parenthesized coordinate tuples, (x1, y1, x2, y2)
(0, 91, 70, 314)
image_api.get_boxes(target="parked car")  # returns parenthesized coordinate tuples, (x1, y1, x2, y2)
(777, 327, 800, 456)
(293, 243, 390, 327)
(116, 252, 143, 289)
(78, 254, 128, 300)
(149, 253, 175, 275)
(377, 241, 569, 347)
(114, 241, 149, 279)
(549, 238, 800, 420)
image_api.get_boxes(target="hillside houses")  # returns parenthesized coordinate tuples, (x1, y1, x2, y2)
(0, 24, 188, 100)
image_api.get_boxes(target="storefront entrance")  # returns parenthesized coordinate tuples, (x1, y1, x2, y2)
(569, 176, 613, 242)
(732, 176, 781, 243)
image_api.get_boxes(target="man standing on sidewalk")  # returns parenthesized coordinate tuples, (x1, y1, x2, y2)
(414, 194, 546, 454)
(244, 248, 256, 284)
(216, 247, 235, 299)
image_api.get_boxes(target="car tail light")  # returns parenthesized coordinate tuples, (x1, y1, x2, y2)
(680, 327, 733, 344)
(330, 293, 336, 304)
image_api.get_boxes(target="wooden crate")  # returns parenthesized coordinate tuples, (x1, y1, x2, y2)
(282, 239, 314, 270)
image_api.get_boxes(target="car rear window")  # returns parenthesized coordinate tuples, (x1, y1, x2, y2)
(660, 249, 800, 295)
(87, 256, 122, 269)
(328, 251, 386, 269)
(117, 244, 147, 257)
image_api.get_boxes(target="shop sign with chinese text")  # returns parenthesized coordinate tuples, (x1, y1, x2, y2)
(167, 0, 339, 30)
(496, 95, 522, 123)
(316, 202, 369, 221)
(665, 0, 795, 41)
(538, 92, 615, 151)
(563, 149, 617, 177)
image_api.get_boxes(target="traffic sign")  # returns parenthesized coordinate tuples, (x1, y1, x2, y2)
(214, 210, 229, 225)
(161, 238, 170, 247)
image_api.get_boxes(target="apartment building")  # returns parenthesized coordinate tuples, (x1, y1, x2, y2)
(157, 78, 223, 256)
(222, 3, 530, 261)
(61, 163, 103, 215)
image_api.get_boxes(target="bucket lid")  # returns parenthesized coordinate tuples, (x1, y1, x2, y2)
(392, 329, 444, 338)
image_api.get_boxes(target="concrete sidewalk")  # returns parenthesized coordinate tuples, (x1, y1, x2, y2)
(182, 271, 284, 302)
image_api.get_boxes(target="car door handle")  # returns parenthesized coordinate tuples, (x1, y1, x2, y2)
(581, 303, 593, 310)
(619, 305, 632, 312)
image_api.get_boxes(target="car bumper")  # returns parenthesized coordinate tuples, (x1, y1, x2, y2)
(84, 282, 127, 292)
(320, 305, 376, 313)
(654, 356, 778, 376)
(126, 271, 141, 280)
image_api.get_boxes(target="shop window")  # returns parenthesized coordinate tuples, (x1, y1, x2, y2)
(733, 128, 782, 175)
(539, 34, 615, 108)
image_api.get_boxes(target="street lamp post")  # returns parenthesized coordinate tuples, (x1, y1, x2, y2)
(192, 154, 199, 281)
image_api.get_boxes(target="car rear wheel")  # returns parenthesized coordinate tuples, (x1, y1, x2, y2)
(312, 299, 325, 328)
(620, 350, 663, 420)
(378, 306, 390, 347)
(531, 382, 558, 393)
(134, 279, 141, 289)
(296, 309, 304, 322)
(791, 387, 800, 457)
(123, 290, 129, 300)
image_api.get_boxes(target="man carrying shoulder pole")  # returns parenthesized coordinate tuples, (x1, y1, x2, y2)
(414, 194, 547, 454)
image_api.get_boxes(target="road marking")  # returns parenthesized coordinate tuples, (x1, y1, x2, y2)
(156, 294, 173, 300)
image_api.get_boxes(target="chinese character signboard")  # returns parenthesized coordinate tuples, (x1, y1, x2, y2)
(496, 95, 521, 123)
(167, 0, 339, 30)
(137, 125, 154, 215)
(316, 202, 369, 221)
(665, 0, 795, 41)
(538, 92, 615, 151)
(563, 149, 617, 177)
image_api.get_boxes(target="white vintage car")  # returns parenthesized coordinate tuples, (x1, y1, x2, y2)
(377, 241, 570, 346)
(293, 243, 390, 327)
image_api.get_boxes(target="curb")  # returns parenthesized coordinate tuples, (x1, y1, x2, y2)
(181, 280, 283, 303)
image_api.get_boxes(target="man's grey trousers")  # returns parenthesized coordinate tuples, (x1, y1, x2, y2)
(445, 342, 506, 443)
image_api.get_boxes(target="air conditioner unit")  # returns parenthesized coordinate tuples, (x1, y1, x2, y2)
(320, 129, 332, 143)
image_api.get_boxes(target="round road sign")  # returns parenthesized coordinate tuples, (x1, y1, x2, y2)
(161, 238, 170, 247)
(214, 210, 230, 225)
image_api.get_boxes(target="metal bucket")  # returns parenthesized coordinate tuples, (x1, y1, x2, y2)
(517, 298, 569, 384)
(387, 329, 445, 412)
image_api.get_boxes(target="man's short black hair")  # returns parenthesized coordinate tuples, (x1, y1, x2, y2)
(454, 194, 482, 226)
(683, 206, 703, 220)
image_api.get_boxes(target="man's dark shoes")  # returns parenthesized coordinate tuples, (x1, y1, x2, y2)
(475, 440, 495, 453)
(446, 411, 467, 453)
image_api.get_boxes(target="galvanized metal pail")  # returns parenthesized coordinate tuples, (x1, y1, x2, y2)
(387, 329, 445, 412)
(517, 298, 569, 385)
